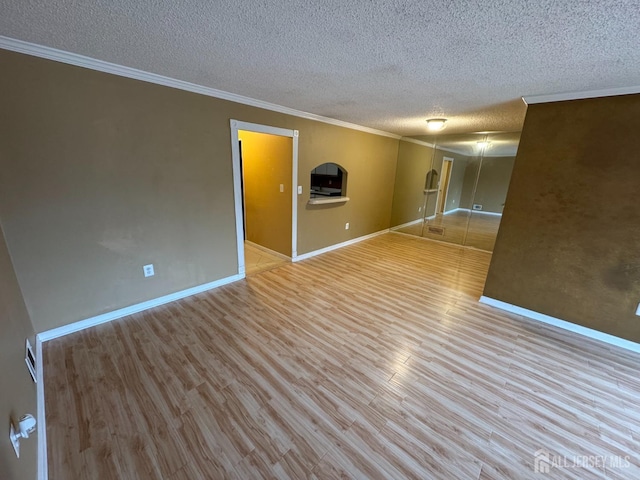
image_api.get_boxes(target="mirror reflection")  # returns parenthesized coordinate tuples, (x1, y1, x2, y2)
(390, 131, 520, 252)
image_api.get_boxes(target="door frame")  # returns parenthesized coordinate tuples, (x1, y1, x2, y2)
(436, 156, 454, 214)
(230, 120, 299, 276)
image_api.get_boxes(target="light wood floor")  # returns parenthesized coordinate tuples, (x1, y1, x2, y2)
(244, 242, 289, 276)
(396, 211, 502, 251)
(44, 234, 640, 479)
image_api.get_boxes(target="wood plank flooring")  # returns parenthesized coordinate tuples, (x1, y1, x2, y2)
(396, 211, 502, 251)
(244, 242, 289, 276)
(44, 233, 640, 479)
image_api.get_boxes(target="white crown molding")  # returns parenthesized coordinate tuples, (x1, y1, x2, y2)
(523, 85, 640, 105)
(400, 137, 473, 157)
(480, 296, 640, 354)
(400, 137, 435, 148)
(0, 35, 401, 140)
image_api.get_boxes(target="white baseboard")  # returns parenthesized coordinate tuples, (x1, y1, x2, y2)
(443, 208, 466, 215)
(245, 241, 291, 261)
(293, 229, 389, 262)
(444, 208, 502, 216)
(472, 210, 502, 216)
(390, 218, 423, 230)
(479, 296, 640, 354)
(38, 273, 244, 342)
(35, 337, 47, 480)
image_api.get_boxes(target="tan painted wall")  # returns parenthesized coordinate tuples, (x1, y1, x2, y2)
(459, 156, 516, 213)
(472, 156, 516, 213)
(0, 223, 37, 480)
(484, 94, 640, 342)
(425, 149, 469, 217)
(239, 131, 292, 256)
(390, 141, 434, 227)
(0, 50, 398, 332)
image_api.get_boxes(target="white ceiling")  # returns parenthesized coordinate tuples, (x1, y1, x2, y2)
(2, 0, 639, 136)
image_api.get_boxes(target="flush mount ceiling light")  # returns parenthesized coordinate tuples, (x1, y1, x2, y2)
(426, 118, 447, 131)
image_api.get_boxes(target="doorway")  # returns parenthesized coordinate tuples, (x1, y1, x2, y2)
(436, 157, 454, 214)
(230, 120, 299, 276)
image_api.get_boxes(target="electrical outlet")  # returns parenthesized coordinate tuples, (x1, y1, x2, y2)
(279, 184, 284, 193)
(345, 223, 350, 230)
(143, 264, 155, 277)
(297, 186, 303, 194)
(636, 302, 640, 316)
(418, 207, 422, 212)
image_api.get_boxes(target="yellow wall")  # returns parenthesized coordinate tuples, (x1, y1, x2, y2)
(0, 49, 399, 332)
(239, 131, 292, 256)
(0, 222, 37, 480)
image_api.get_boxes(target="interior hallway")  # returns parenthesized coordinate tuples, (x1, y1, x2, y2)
(44, 234, 640, 479)
(244, 242, 289, 276)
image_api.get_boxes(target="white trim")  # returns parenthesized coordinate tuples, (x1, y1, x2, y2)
(390, 218, 423, 230)
(37, 273, 243, 342)
(245, 240, 291, 261)
(443, 207, 467, 215)
(231, 120, 299, 268)
(523, 85, 640, 105)
(400, 137, 468, 157)
(307, 196, 350, 205)
(35, 336, 47, 480)
(442, 207, 502, 216)
(0, 35, 400, 140)
(479, 296, 640, 354)
(400, 137, 435, 148)
(293, 229, 389, 262)
(473, 210, 502, 216)
(292, 131, 299, 258)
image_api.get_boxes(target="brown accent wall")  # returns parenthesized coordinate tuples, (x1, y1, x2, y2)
(239, 131, 292, 256)
(0, 222, 37, 480)
(0, 50, 398, 332)
(484, 94, 640, 342)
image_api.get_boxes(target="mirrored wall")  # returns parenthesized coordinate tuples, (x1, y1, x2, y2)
(390, 131, 520, 252)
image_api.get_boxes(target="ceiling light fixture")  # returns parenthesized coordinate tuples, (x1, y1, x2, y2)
(426, 118, 447, 131)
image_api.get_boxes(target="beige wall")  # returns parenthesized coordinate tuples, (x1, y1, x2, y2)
(459, 156, 516, 213)
(472, 156, 515, 213)
(484, 94, 640, 342)
(0, 222, 37, 480)
(239, 131, 292, 256)
(426, 149, 469, 217)
(0, 50, 399, 332)
(390, 141, 434, 226)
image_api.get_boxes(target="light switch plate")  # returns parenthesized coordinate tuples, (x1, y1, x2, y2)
(10, 423, 19, 458)
(297, 186, 302, 194)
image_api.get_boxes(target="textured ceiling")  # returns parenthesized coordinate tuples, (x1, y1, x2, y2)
(2, 0, 640, 136)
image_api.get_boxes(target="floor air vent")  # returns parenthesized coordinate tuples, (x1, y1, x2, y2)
(427, 226, 445, 235)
